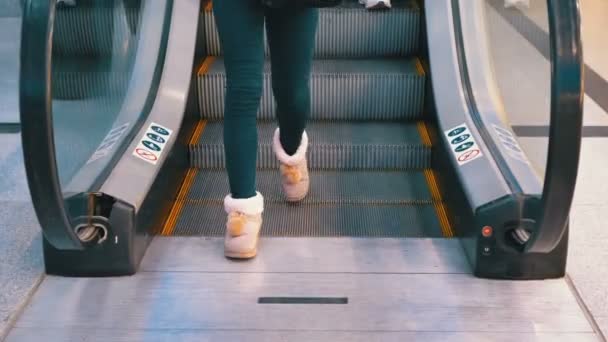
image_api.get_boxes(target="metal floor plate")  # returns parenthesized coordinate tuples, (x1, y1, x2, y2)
(5, 329, 599, 342)
(5, 238, 597, 342)
(141, 237, 469, 273)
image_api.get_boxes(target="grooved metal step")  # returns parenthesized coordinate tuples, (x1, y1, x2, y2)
(52, 99, 122, 185)
(198, 58, 425, 121)
(173, 203, 442, 237)
(54, 5, 141, 57)
(187, 170, 433, 204)
(52, 58, 130, 100)
(190, 121, 430, 170)
(201, 0, 420, 58)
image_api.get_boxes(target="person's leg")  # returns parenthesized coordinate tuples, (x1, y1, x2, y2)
(213, 0, 265, 258)
(265, 6, 318, 155)
(213, 0, 265, 199)
(266, 7, 318, 202)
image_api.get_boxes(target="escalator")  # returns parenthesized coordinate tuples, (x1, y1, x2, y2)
(18, 0, 582, 283)
(10, 0, 589, 332)
(8, 0, 596, 339)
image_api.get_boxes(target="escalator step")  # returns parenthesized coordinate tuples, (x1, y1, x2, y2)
(52, 58, 130, 100)
(198, 58, 425, 121)
(53, 98, 123, 184)
(173, 202, 442, 237)
(190, 121, 431, 170)
(53, 4, 141, 58)
(187, 170, 433, 204)
(201, 0, 420, 58)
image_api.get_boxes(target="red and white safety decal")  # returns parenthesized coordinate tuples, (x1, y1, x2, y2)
(132, 122, 173, 165)
(444, 123, 484, 166)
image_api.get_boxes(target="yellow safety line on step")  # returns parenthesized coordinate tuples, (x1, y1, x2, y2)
(203, 0, 213, 12)
(424, 170, 454, 238)
(415, 58, 426, 76)
(197, 56, 216, 76)
(161, 168, 199, 236)
(417, 121, 432, 147)
(189, 120, 208, 146)
(417, 121, 454, 238)
(160, 120, 207, 236)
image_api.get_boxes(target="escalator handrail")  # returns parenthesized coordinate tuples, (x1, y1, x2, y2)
(526, 0, 584, 253)
(19, 0, 83, 250)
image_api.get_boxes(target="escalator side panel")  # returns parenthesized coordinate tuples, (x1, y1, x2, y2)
(424, 0, 511, 208)
(43, 200, 138, 276)
(42, 0, 201, 276)
(429, 123, 567, 279)
(424, 0, 568, 279)
(99, 0, 199, 207)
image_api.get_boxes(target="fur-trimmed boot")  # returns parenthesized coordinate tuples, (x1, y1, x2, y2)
(223, 192, 264, 259)
(273, 128, 310, 202)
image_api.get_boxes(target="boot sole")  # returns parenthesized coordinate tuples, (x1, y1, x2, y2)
(224, 232, 260, 259)
(284, 181, 310, 203)
(225, 249, 257, 259)
(367, 2, 390, 10)
(285, 190, 309, 203)
(285, 192, 308, 203)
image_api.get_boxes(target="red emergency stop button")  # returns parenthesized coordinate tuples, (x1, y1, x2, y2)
(482, 226, 493, 237)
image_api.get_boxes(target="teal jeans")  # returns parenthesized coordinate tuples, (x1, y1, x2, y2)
(213, 0, 318, 199)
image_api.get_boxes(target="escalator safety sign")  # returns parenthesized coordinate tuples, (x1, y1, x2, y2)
(132, 122, 173, 165)
(445, 123, 483, 166)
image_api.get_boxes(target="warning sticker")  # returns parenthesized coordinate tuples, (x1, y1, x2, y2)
(132, 122, 173, 165)
(444, 123, 483, 166)
(493, 125, 529, 164)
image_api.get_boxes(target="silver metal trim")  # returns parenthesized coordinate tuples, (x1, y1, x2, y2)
(141, 237, 470, 273)
(424, 0, 511, 208)
(99, 0, 200, 208)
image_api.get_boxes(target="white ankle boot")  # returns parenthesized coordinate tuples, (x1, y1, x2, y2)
(359, 0, 391, 9)
(273, 128, 310, 202)
(223, 192, 264, 259)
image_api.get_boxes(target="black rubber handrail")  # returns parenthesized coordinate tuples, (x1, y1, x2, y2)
(526, 0, 584, 253)
(20, 0, 83, 250)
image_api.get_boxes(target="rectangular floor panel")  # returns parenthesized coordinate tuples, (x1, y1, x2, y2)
(6, 328, 599, 342)
(12, 272, 593, 334)
(173, 203, 442, 237)
(141, 237, 469, 273)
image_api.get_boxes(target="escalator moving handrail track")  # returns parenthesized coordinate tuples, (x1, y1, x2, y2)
(19, 0, 83, 250)
(526, 0, 584, 253)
